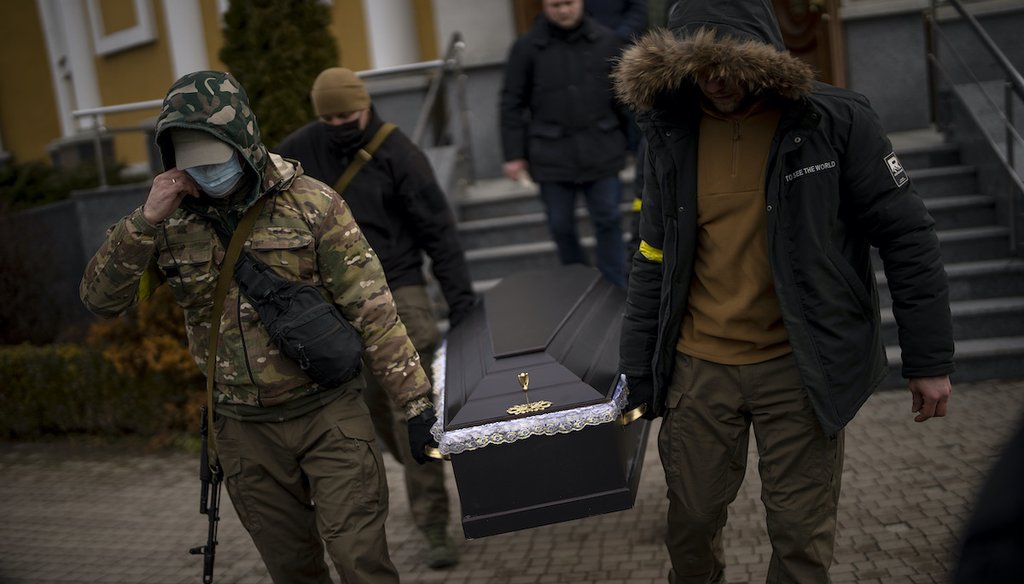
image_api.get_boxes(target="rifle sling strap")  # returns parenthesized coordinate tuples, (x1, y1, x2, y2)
(333, 122, 396, 194)
(204, 195, 268, 463)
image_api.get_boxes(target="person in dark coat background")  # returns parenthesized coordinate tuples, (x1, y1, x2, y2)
(585, 0, 649, 273)
(613, 0, 954, 581)
(585, 0, 648, 43)
(500, 0, 629, 288)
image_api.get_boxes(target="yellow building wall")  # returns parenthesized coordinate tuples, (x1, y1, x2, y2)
(330, 0, 371, 71)
(201, 0, 228, 71)
(91, 0, 173, 169)
(414, 0, 439, 62)
(0, 2, 62, 163)
(326, 0, 437, 70)
(0, 0, 438, 168)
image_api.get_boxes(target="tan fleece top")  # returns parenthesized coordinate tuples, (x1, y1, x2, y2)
(677, 102, 792, 364)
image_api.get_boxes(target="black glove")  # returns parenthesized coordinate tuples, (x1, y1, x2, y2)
(447, 296, 479, 330)
(448, 308, 471, 330)
(407, 405, 440, 464)
(625, 376, 657, 420)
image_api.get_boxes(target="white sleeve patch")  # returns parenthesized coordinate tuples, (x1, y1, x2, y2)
(885, 152, 909, 187)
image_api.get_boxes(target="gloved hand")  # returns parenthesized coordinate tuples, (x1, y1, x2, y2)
(448, 308, 471, 330)
(447, 296, 479, 330)
(408, 405, 441, 464)
(625, 376, 658, 420)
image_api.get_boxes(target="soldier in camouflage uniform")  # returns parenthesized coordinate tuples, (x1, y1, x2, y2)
(277, 66, 471, 570)
(80, 70, 437, 584)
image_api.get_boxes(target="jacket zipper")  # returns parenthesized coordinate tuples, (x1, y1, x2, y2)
(765, 130, 797, 278)
(732, 120, 740, 177)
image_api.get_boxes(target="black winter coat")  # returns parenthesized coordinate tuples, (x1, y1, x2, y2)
(276, 112, 476, 325)
(612, 0, 954, 435)
(585, 0, 648, 43)
(499, 16, 627, 183)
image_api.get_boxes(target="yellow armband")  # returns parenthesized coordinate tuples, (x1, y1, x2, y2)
(639, 240, 663, 263)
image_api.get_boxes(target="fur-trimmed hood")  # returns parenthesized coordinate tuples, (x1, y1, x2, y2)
(613, 0, 814, 112)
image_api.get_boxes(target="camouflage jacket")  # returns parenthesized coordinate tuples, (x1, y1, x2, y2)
(80, 71, 432, 419)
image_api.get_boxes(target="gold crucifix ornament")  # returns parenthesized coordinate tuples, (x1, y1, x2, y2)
(506, 371, 553, 415)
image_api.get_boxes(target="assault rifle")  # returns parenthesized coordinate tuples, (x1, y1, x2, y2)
(189, 406, 223, 583)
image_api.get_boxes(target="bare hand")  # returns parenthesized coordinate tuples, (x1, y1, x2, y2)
(908, 375, 952, 422)
(502, 159, 528, 182)
(142, 169, 199, 225)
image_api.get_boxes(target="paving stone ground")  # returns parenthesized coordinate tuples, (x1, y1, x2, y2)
(1, 379, 1022, 584)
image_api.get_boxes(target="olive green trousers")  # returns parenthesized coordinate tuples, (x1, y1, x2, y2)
(216, 389, 399, 584)
(659, 352, 844, 584)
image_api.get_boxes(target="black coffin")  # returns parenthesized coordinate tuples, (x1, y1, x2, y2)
(433, 265, 650, 539)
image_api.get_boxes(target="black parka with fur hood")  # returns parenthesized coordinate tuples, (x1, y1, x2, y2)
(613, 0, 954, 435)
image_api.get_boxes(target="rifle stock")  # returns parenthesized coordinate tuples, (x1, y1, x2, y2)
(189, 406, 223, 583)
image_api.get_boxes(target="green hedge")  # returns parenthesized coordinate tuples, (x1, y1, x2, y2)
(0, 343, 202, 440)
(0, 160, 145, 214)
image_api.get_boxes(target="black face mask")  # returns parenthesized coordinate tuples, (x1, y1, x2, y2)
(324, 120, 364, 153)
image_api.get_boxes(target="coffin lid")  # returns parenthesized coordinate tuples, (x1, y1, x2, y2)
(440, 265, 625, 431)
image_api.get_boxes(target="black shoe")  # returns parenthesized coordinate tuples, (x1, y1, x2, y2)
(423, 524, 459, 569)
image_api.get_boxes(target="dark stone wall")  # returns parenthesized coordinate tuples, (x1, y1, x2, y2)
(0, 183, 149, 343)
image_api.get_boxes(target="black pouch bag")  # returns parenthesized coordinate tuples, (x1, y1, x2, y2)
(233, 253, 362, 388)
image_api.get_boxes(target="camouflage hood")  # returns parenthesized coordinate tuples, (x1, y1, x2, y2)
(155, 70, 287, 213)
(612, 0, 813, 112)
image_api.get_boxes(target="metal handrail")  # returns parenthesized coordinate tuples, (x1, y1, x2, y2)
(407, 32, 475, 185)
(71, 100, 164, 187)
(928, 0, 1024, 253)
(357, 60, 445, 80)
(73, 99, 164, 118)
(937, 0, 1024, 99)
(359, 32, 473, 186)
(929, 24, 1024, 152)
(69, 32, 475, 191)
(360, 31, 471, 186)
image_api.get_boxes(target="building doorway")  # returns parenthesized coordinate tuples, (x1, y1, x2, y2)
(772, 0, 847, 87)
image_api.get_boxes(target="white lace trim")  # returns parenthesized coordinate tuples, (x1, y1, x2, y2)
(430, 339, 627, 455)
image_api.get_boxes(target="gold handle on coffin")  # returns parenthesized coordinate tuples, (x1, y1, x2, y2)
(617, 403, 647, 426)
(424, 446, 450, 461)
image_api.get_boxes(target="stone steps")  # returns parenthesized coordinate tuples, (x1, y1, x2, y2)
(907, 165, 978, 198)
(458, 192, 994, 253)
(459, 174, 636, 222)
(895, 141, 961, 170)
(877, 258, 1024, 307)
(464, 235, 599, 282)
(882, 296, 1024, 346)
(452, 131, 1024, 388)
(458, 202, 634, 250)
(883, 335, 1024, 388)
(466, 224, 1011, 284)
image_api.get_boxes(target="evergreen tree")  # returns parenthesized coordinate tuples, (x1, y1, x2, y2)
(219, 0, 340, 147)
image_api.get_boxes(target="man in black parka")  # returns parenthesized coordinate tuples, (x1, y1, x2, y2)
(277, 67, 473, 570)
(500, 0, 629, 288)
(612, 1, 954, 581)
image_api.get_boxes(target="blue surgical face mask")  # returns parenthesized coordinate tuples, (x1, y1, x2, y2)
(185, 155, 244, 198)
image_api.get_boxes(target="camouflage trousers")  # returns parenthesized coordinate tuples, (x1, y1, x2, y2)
(216, 389, 399, 584)
(659, 352, 844, 584)
(362, 285, 450, 532)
